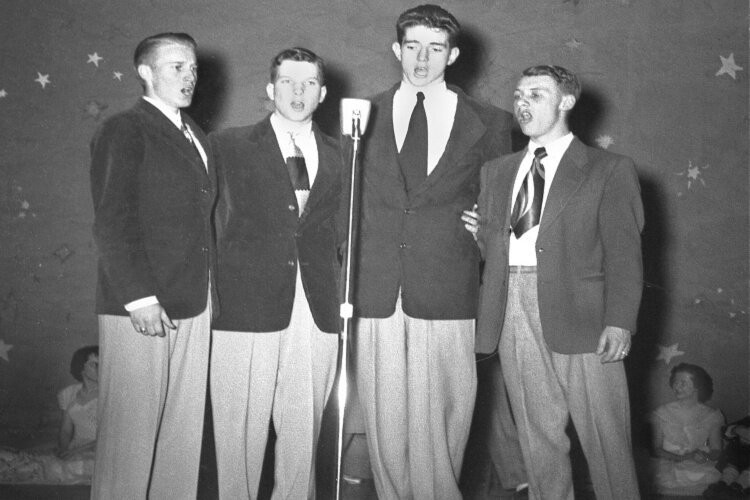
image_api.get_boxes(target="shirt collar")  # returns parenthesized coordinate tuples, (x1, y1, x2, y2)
(527, 132, 574, 160)
(142, 96, 183, 128)
(398, 80, 448, 101)
(270, 112, 314, 140)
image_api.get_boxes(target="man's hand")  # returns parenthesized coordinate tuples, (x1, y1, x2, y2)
(596, 325, 632, 364)
(461, 204, 480, 241)
(129, 304, 176, 337)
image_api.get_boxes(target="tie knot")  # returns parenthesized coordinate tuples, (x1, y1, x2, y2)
(416, 91, 425, 103)
(534, 147, 547, 160)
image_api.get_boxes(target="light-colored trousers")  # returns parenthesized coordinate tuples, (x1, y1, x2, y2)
(211, 274, 338, 500)
(500, 269, 640, 500)
(91, 305, 211, 500)
(355, 297, 477, 500)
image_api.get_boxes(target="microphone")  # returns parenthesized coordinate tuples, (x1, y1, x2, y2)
(340, 98, 371, 138)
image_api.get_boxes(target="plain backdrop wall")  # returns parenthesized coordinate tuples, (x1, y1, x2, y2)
(1, 0, 747, 434)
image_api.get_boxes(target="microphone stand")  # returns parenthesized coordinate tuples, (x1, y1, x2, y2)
(335, 112, 362, 500)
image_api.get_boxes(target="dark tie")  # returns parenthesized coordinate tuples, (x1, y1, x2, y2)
(181, 122, 204, 162)
(287, 133, 310, 212)
(399, 91, 428, 192)
(510, 147, 547, 238)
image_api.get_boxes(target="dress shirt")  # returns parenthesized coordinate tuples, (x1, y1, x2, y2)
(393, 80, 457, 175)
(270, 113, 319, 188)
(508, 132, 574, 266)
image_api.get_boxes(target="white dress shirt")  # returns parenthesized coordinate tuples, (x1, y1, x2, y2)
(508, 132, 574, 266)
(393, 80, 457, 175)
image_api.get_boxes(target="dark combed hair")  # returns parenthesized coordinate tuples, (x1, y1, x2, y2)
(522, 65, 581, 101)
(133, 32, 197, 68)
(669, 362, 714, 402)
(69, 345, 99, 382)
(269, 47, 326, 86)
(396, 4, 460, 48)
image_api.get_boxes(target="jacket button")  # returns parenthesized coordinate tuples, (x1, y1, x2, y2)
(288, 204, 295, 211)
(399, 243, 407, 249)
(287, 260, 295, 267)
(538, 248, 544, 252)
(200, 188, 208, 194)
(201, 247, 208, 253)
(403, 208, 412, 214)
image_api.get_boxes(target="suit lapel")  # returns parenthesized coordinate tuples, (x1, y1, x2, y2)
(301, 125, 337, 220)
(137, 100, 208, 177)
(538, 137, 590, 236)
(416, 89, 486, 194)
(251, 117, 292, 193)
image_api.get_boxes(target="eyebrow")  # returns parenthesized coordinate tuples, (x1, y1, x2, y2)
(403, 39, 448, 47)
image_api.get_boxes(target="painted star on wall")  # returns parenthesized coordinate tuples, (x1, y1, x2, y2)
(87, 52, 104, 67)
(596, 135, 614, 149)
(35, 72, 50, 89)
(113, 71, 123, 81)
(676, 160, 708, 190)
(84, 99, 108, 120)
(566, 37, 583, 50)
(0, 89, 7, 98)
(716, 53, 743, 79)
(0, 339, 13, 362)
(657, 343, 685, 365)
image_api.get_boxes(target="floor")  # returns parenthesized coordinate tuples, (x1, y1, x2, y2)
(0, 370, 707, 500)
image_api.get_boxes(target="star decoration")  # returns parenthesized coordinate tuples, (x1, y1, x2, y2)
(565, 37, 583, 50)
(676, 160, 708, 190)
(716, 53, 743, 79)
(0, 339, 13, 362)
(35, 72, 51, 89)
(0, 89, 7, 98)
(656, 343, 685, 365)
(83, 99, 108, 120)
(596, 135, 614, 149)
(113, 71, 123, 81)
(53, 244, 74, 263)
(87, 52, 104, 67)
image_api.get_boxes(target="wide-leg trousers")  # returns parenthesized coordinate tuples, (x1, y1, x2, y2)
(355, 297, 477, 500)
(499, 269, 640, 500)
(210, 273, 338, 500)
(92, 302, 211, 500)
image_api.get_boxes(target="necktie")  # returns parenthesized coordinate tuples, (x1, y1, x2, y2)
(399, 91, 428, 192)
(181, 122, 203, 162)
(287, 133, 310, 213)
(510, 147, 547, 238)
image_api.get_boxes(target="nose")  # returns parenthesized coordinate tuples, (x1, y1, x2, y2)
(417, 47, 428, 62)
(293, 83, 304, 95)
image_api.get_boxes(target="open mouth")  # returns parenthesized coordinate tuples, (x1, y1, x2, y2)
(414, 66, 428, 77)
(291, 101, 304, 112)
(181, 86, 194, 97)
(516, 110, 532, 125)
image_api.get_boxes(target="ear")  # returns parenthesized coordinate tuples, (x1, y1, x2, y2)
(391, 41, 402, 62)
(560, 94, 576, 112)
(319, 85, 327, 104)
(266, 82, 275, 102)
(137, 64, 152, 85)
(447, 46, 460, 66)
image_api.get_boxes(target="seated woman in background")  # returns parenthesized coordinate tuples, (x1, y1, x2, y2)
(650, 362, 724, 496)
(0, 345, 98, 484)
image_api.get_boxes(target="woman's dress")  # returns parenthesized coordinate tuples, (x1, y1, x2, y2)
(651, 401, 724, 495)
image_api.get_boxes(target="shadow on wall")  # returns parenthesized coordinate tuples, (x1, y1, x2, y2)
(190, 49, 230, 133)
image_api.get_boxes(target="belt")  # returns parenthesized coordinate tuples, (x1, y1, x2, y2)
(508, 265, 537, 273)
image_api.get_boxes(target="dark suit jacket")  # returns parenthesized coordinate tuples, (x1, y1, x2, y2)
(90, 99, 217, 319)
(210, 116, 343, 333)
(475, 137, 644, 354)
(348, 84, 513, 320)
